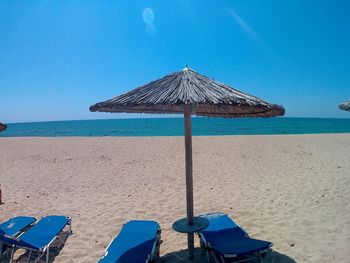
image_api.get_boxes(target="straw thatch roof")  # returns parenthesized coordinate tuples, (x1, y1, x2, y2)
(0, 122, 7, 132)
(339, 100, 350, 111)
(90, 67, 285, 117)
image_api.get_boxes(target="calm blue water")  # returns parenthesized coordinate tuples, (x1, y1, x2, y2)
(1, 117, 350, 137)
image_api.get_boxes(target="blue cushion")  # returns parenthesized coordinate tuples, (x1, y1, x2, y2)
(19, 215, 70, 250)
(99, 220, 159, 263)
(200, 212, 238, 232)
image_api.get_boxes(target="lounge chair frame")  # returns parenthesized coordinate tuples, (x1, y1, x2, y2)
(198, 213, 273, 263)
(0, 241, 13, 261)
(149, 227, 162, 262)
(7, 217, 72, 263)
(199, 232, 271, 263)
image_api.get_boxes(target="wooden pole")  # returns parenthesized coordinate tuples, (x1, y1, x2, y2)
(0, 184, 3, 205)
(184, 104, 194, 260)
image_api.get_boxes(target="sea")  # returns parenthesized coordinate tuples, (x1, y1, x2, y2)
(1, 117, 350, 137)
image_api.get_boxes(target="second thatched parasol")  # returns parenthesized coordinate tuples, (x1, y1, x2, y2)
(339, 100, 350, 111)
(0, 122, 7, 133)
(90, 67, 285, 259)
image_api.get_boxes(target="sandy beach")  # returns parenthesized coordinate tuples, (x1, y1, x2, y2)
(0, 134, 349, 262)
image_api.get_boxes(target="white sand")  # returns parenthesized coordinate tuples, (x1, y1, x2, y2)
(0, 134, 349, 262)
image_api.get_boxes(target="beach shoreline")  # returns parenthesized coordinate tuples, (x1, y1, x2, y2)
(1, 134, 349, 262)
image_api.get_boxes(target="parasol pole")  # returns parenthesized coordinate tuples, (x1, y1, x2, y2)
(184, 104, 194, 259)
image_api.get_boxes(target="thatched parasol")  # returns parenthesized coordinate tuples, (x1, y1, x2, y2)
(90, 67, 285, 259)
(0, 122, 7, 133)
(339, 100, 350, 111)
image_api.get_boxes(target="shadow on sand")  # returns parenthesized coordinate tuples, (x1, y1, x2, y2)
(160, 248, 297, 263)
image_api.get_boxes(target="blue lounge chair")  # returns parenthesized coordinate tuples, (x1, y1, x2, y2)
(0, 216, 36, 237)
(99, 220, 161, 263)
(0, 215, 72, 263)
(198, 213, 272, 263)
(0, 216, 36, 259)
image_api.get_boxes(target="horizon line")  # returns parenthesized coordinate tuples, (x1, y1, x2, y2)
(4, 116, 350, 125)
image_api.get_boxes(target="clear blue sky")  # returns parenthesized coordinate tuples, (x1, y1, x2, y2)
(1, 0, 350, 123)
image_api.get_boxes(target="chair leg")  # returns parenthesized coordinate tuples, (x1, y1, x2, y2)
(69, 220, 73, 234)
(27, 250, 32, 263)
(57, 236, 65, 247)
(210, 251, 221, 263)
(46, 246, 50, 263)
(0, 244, 3, 262)
(10, 247, 15, 263)
(206, 250, 210, 263)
